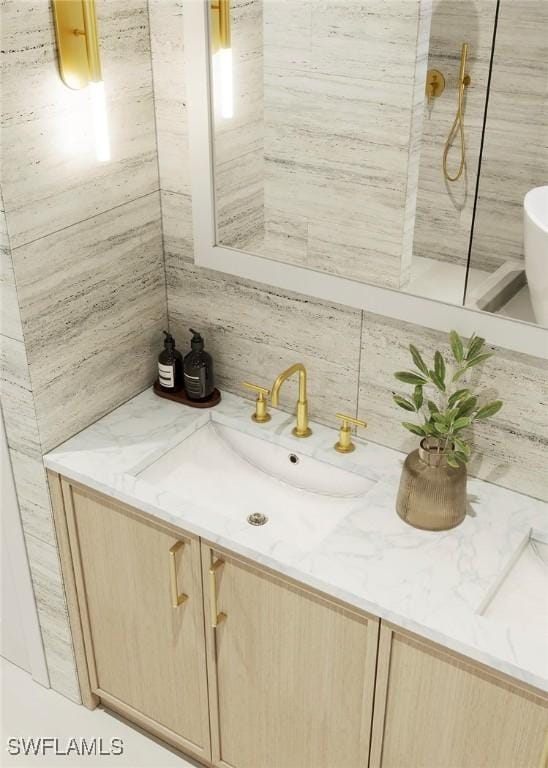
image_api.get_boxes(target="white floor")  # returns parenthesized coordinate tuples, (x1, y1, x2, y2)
(1, 658, 197, 767)
(404, 256, 488, 305)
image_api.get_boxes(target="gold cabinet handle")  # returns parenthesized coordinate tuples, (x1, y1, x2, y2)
(242, 381, 271, 423)
(169, 541, 188, 608)
(334, 412, 368, 454)
(209, 558, 227, 628)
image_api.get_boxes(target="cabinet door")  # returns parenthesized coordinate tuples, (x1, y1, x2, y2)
(370, 623, 548, 768)
(202, 545, 379, 768)
(64, 482, 211, 761)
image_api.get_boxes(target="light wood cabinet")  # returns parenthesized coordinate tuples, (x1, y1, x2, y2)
(370, 623, 548, 768)
(54, 478, 211, 762)
(49, 473, 548, 768)
(201, 544, 379, 768)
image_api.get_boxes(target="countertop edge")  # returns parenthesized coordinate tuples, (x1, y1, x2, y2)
(44, 454, 548, 695)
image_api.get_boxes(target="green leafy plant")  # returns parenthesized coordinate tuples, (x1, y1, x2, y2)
(393, 331, 503, 468)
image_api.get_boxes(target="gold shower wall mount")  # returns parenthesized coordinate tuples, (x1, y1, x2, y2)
(443, 42, 471, 182)
(52, 0, 103, 89)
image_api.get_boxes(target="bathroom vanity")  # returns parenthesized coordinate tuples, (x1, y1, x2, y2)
(45, 388, 548, 768)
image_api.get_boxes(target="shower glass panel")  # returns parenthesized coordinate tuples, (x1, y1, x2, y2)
(410, 0, 547, 327)
(408, 0, 498, 308)
(464, 0, 548, 326)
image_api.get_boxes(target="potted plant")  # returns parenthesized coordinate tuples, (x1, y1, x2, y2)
(393, 331, 503, 531)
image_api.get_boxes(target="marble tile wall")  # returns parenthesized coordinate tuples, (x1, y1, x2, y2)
(0, 226, 80, 700)
(167, 260, 363, 424)
(1, 0, 166, 701)
(469, 0, 548, 272)
(15, 193, 166, 452)
(401, 0, 432, 286)
(152, 0, 548, 503)
(213, 0, 264, 251)
(259, 0, 424, 289)
(412, 0, 497, 270)
(1, 0, 158, 247)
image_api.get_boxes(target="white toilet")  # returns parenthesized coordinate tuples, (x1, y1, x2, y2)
(524, 185, 548, 326)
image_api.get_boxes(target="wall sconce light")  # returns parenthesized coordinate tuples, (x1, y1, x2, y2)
(52, 0, 110, 162)
(210, 0, 233, 119)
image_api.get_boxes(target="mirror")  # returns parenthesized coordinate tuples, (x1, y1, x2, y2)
(208, 0, 547, 328)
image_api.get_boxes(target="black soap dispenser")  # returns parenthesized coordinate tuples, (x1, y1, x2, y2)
(184, 329, 215, 400)
(158, 331, 183, 392)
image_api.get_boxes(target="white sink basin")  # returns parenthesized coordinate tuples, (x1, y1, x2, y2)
(482, 531, 548, 638)
(137, 422, 374, 546)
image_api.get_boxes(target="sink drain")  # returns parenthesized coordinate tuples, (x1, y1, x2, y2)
(247, 512, 268, 526)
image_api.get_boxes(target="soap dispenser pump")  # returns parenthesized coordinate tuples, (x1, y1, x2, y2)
(183, 329, 215, 400)
(158, 330, 183, 392)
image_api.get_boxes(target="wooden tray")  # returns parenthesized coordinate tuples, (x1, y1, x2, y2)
(153, 379, 221, 408)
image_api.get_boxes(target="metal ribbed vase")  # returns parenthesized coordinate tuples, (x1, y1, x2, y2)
(396, 438, 466, 531)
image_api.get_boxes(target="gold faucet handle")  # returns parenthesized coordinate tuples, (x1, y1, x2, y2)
(242, 381, 271, 424)
(334, 413, 368, 453)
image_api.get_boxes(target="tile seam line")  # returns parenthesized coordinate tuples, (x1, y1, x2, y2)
(0, 330, 25, 344)
(9, 188, 161, 252)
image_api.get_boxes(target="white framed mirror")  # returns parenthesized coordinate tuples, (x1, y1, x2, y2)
(184, 0, 548, 358)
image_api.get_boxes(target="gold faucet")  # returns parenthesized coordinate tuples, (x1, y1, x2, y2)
(270, 363, 311, 438)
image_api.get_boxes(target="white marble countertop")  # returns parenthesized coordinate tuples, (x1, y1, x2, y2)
(44, 388, 548, 692)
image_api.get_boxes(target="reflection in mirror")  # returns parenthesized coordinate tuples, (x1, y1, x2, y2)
(410, 0, 547, 327)
(210, 0, 427, 290)
(209, 0, 547, 327)
(464, 2, 547, 327)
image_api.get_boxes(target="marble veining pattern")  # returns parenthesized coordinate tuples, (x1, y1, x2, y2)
(148, 0, 189, 196)
(14, 193, 167, 452)
(259, 0, 423, 288)
(1, 181, 80, 702)
(0, 194, 23, 342)
(1, 0, 158, 248)
(8, 448, 57, 547)
(161, 191, 194, 263)
(0, 334, 42, 458)
(24, 534, 80, 703)
(44, 388, 548, 692)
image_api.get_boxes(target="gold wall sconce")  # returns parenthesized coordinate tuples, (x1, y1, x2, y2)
(52, 0, 102, 89)
(210, 0, 231, 55)
(210, 0, 233, 119)
(51, 0, 110, 161)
